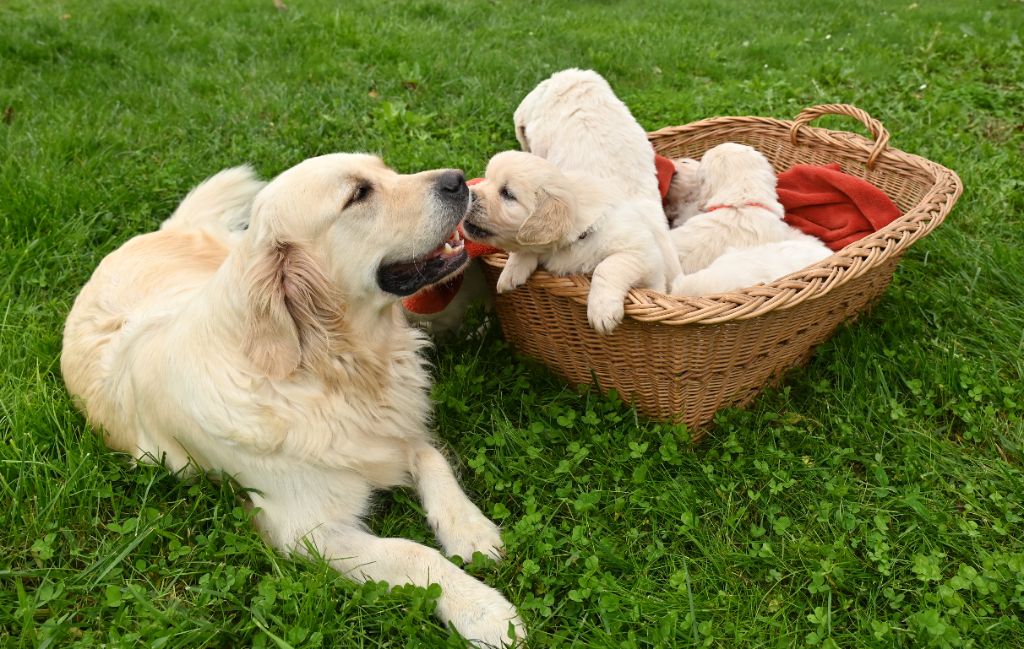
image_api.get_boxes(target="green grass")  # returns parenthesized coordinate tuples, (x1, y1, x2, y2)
(2, 0, 1023, 646)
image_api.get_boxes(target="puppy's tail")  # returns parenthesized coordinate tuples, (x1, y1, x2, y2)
(161, 166, 265, 238)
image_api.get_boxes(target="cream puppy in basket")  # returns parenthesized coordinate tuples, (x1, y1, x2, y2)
(464, 68, 682, 333)
(669, 142, 832, 296)
(464, 150, 676, 334)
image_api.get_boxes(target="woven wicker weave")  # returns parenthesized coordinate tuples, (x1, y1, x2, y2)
(479, 104, 962, 439)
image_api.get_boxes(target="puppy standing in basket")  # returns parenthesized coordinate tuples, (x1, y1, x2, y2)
(463, 68, 683, 333)
(62, 154, 525, 648)
(669, 142, 832, 296)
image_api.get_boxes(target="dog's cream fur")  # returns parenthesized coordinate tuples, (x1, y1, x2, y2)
(498, 68, 682, 332)
(669, 143, 832, 296)
(62, 154, 524, 648)
(465, 151, 670, 333)
(663, 157, 702, 228)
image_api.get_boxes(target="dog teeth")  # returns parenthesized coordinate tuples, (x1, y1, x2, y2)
(444, 243, 454, 254)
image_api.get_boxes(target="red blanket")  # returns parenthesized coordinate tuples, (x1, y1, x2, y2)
(778, 163, 901, 251)
(402, 159, 900, 314)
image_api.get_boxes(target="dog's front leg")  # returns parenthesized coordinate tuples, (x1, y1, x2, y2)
(495, 252, 539, 293)
(318, 524, 525, 647)
(411, 443, 504, 562)
(587, 252, 647, 334)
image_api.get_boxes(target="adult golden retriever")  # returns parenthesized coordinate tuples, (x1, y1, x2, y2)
(62, 153, 525, 647)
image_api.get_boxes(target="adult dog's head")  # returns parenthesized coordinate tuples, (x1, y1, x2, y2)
(241, 153, 469, 377)
(462, 151, 577, 252)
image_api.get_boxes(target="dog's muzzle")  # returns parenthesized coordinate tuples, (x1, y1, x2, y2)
(375, 171, 471, 297)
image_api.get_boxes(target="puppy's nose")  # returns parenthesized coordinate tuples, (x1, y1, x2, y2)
(435, 170, 467, 200)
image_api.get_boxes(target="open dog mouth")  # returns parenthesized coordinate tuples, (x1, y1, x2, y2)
(376, 229, 469, 297)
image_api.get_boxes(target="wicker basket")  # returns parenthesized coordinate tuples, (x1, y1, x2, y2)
(479, 104, 962, 440)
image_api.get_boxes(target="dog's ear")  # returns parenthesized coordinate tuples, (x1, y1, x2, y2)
(516, 187, 574, 246)
(243, 241, 346, 378)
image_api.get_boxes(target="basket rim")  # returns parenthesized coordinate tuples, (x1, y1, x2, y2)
(479, 105, 963, 326)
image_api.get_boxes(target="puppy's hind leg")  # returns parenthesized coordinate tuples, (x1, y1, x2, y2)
(670, 251, 762, 296)
(410, 443, 504, 562)
(317, 524, 526, 648)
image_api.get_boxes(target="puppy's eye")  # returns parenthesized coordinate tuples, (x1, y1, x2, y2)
(345, 182, 374, 209)
(499, 185, 516, 202)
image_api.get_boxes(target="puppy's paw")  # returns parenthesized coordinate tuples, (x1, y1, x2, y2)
(495, 266, 530, 294)
(441, 585, 526, 648)
(430, 506, 504, 563)
(587, 297, 624, 334)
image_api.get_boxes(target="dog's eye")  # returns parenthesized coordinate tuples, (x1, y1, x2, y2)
(345, 182, 374, 209)
(499, 185, 516, 202)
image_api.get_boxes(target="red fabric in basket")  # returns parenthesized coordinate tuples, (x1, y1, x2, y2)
(654, 153, 677, 204)
(778, 163, 902, 251)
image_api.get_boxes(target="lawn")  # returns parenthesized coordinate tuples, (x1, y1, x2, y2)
(2, 0, 1023, 646)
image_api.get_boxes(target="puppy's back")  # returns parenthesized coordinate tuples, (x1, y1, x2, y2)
(515, 69, 657, 202)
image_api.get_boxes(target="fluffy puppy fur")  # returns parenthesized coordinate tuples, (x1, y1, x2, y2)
(669, 142, 832, 296)
(62, 154, 525, 648)
(663, 157, 702, 228)
(464, 151, 674, 333)
(489, 68, 681, 331)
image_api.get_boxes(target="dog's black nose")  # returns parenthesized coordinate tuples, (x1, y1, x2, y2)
(435, 170, 467, 199)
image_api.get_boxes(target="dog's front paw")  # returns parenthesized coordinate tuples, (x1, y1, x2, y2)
(495, 266, 530, 294)
(430, 506, 504, 563)
(587, 297, 624, 334)
(441, 584, 526, 648)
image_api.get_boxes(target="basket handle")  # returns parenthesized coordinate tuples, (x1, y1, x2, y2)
(789, 104, 890, 169)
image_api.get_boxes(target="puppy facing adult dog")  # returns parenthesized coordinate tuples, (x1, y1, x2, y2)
(62, 154, 525, 647)
(492, 68, 683, 332)
(464, 150, 672, 333)
(670, 142, 832, 296)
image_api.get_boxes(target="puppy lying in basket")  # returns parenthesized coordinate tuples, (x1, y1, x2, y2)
(669, 142, 833, 296)
(463, 68, 682, 334)
(62, 154, 524, 648)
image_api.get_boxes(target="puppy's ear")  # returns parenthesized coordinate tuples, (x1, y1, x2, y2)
(516, 187, 574, 246)
(243, 241, 346, 378)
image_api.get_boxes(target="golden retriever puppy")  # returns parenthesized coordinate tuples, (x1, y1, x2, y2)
(62, 154, 525, 648)
(663, 157, 702, 228)
(503, 68, 683, 331)
(464, 150, 671, 333)
(669, 142, 831, 295)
